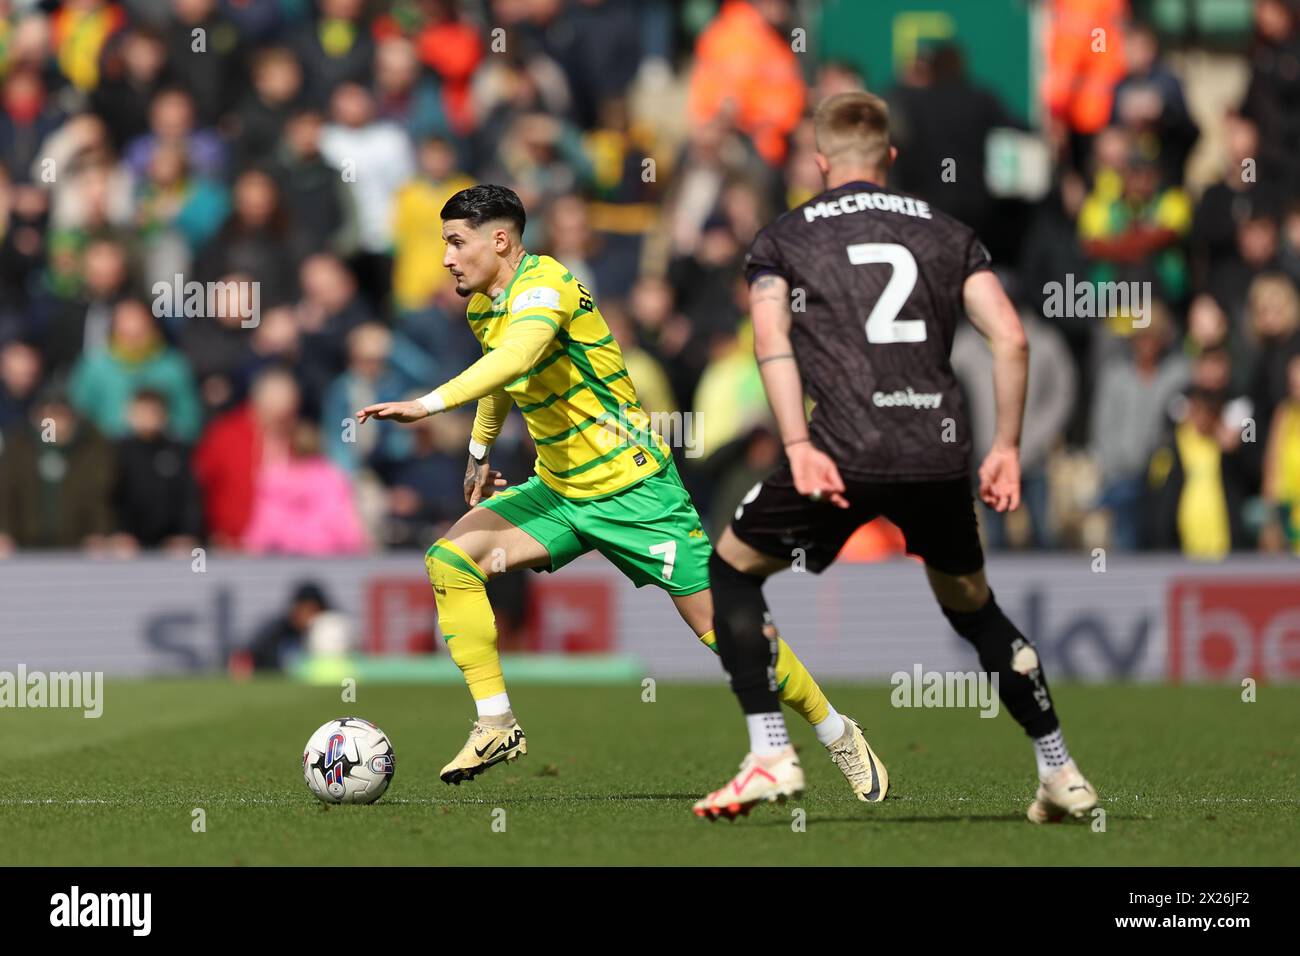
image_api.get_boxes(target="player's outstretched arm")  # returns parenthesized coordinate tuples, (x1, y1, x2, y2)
(962, 270, 1029, 513)
(355, 319, 557, 426)
(750, 273, 849, 508)
(354, 399, 429, 424)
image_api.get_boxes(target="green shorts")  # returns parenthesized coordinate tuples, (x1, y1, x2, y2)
(478, 460, 712, 595)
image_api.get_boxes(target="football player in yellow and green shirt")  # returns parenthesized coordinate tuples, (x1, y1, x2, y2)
(358, 185, 879, 797)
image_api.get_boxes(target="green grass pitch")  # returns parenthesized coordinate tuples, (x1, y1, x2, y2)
(1, 679, 1296, 866)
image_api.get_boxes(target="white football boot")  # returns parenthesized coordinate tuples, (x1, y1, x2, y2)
(439, 717, 526, 785)
(1027, 759, 1098, 823)
(827, 715, 889, 803)
(693, 746, 805, 820)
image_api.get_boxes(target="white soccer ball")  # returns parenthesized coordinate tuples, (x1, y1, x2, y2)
(302, 717, 395, 805)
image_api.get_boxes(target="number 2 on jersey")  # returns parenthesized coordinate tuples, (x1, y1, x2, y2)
(847, 242, 926, 344)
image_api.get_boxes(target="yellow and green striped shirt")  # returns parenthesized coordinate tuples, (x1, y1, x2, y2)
(462, 254, 670, 499)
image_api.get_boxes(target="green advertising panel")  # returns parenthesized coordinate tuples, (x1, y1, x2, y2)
(818, 0, 1035, 123)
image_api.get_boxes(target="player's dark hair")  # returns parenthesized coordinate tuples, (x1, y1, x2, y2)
(441, 184, 527, 236)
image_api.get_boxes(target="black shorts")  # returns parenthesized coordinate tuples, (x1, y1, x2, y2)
(729, 465, 984, 576)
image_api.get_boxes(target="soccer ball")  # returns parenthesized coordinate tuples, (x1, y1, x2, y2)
(302, 717, 395, 804)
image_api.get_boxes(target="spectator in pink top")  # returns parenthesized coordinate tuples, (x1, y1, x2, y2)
(243, 421, 367, 555)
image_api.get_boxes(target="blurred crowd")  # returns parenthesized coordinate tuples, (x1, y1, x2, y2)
(0, 0, 1299, 561)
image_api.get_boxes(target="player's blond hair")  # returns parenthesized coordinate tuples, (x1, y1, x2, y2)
(813, 91, 891, 172)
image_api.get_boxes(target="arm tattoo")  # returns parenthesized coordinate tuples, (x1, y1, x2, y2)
(749, 274, 787, 307)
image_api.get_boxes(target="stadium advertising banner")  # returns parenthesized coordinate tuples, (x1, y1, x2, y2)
(1, 555, 1295, 682)
(1167, 577, 1300, 683)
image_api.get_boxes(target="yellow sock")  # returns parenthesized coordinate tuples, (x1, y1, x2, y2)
(698, 630, 830, 727)
(426, 539, 506, 701)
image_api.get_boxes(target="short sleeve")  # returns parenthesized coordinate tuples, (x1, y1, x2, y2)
(963, 231, 993, 279)
(744, 226, 790, 284)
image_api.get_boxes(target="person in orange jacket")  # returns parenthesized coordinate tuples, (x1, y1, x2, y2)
(1042, 0, 1130, 137)
(688, 0, 805, 166)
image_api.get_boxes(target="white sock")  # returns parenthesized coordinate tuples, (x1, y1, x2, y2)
(475, 692, 512, 719)
(813, 705, 846, 746)
(1033, 728, 1071, 778)
(747, 712, 790, 755)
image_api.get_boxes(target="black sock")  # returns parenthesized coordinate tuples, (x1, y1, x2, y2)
(708, 550, 780, 715)
(942, 591, 1059, 738)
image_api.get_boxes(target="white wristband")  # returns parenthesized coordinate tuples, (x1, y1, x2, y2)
(468, 439, 490, 462)
(416, 391, 446, 416)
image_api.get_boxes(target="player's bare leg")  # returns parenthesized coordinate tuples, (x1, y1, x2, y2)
(427, 506, 549, 784)
(693, 529, 887, 819)
(925, 565, 1098, 822)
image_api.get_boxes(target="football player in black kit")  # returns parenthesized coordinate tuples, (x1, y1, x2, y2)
(693, 91, 1098, 822)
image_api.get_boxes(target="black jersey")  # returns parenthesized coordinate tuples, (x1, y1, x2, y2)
(744, 180, 992, 481)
